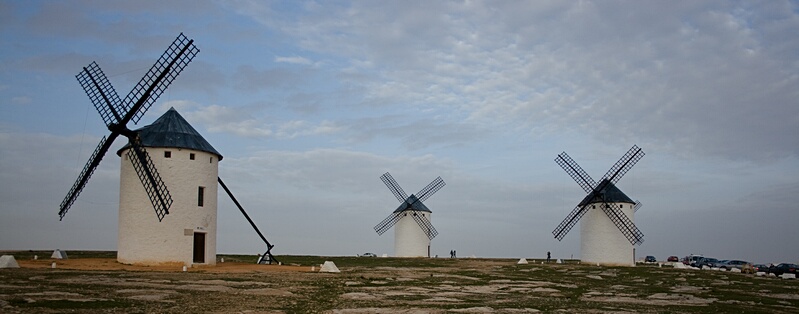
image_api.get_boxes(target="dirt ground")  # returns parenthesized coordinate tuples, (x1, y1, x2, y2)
(1, 253, 798, 313)
(16, 258, 314, 273)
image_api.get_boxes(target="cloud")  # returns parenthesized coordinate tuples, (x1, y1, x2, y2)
(229, 1, 799, 161)
(160, 101, 343, 140)
(11, 96, 31, 105)
(275, 120, 343, 139)
(231, 64, 314, 92)
(341, 114, 492, 150)
(275, 56, 312, 65)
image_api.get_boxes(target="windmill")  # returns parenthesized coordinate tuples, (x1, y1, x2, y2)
(59, 33, 198, 222)
(61, 34, 280, 266)
(374, 172, 445, 257)
(552, 145, 645, 266)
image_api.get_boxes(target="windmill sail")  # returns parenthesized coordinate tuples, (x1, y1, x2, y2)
(59, 33, 198, 221)
(551, 145, 645, 244)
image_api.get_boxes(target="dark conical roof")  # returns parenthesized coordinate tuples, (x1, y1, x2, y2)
(392, 194, 432, 213)
(579, 179, 633, 205)
(117, 107, 222, 160)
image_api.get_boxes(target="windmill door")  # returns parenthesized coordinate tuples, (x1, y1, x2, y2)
(193, 232, 206, 263)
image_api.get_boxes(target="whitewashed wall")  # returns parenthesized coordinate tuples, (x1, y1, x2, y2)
(117, 147, 218, 266)
(394, 211, 431, 257)
(580, 202, 636, 266)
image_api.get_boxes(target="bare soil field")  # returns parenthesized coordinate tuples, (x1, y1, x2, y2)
(1, 251, 797, 313)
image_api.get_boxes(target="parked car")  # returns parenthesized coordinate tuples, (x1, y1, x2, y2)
(359, 252, 377, 257)
(645, 256, 656, 263)
(685, 255, 704, 266)
(718, 260, 750, 271)
(696, 257, 719, 269)
(712, 259, 729, 268)
(667, 256, 679, 262)
(768, 263, 798, 276)
(753, 264, 770, 273)
(742, 263, 767, 274)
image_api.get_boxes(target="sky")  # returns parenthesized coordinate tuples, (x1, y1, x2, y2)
(1, 1, 798, 264)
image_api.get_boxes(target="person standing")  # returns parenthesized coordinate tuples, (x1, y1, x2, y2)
(547, 251, 551, 263)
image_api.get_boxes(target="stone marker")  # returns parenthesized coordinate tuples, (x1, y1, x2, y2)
(51, 249, 68, 259)
(0, 255, 20, 268)
(320, 261, 340, 273)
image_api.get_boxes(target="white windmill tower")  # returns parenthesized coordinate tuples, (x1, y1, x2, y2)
(116, 107, 222, 266)
(552, 145, 645, 266)
(374, 172, 445, 257)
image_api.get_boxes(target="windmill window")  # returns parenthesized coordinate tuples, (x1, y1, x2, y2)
(592, 205, 595, 209)
(209, 157, 213, 163)
(164, 151, 172, 158)
(198, 186, 205, 207)
(190, 153, 195, 160)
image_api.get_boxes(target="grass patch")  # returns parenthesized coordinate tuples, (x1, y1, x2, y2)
(17, 299, 132, 309)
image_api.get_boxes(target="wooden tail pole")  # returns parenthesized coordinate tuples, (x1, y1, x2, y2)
(217, 177, 278, 264)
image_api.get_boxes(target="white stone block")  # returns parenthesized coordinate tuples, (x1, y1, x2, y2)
(51, 249, 67, 259)
(781, 273, 796, 280)
(320, 261, 340, 273)
(0, 255, 20, 268)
